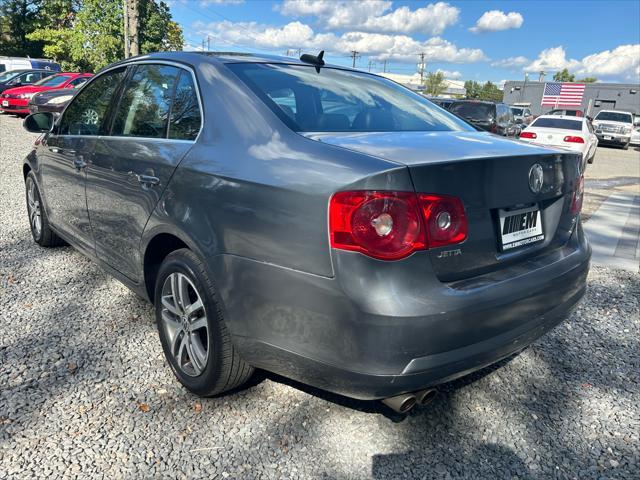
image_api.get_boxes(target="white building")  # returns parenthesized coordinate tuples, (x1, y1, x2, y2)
(375, 72, 466, 97)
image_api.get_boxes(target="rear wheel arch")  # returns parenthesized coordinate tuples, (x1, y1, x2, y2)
(23, 163, 32, 181)
(143, 232, 191, 302)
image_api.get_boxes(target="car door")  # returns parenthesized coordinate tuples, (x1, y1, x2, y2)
(585, 120, 598, 160)
(39, 68, 127, 254)
(86, 62, 202, 281)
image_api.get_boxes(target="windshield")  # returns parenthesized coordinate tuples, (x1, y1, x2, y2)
(0, 71, 22, 83)
(594, 111, 633, 123)
(228, 64, 472, 132)
(531, 117, 582, 130)
(449, 102, 494, 121)
(34, 74, 71, 87)
(510, 107, 523, 116)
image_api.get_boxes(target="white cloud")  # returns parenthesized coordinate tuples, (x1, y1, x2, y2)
(196, 21, 486, 64)
(577, 44, 640, 80)
(470, 10, 523, 33)
(522, 44, 640, 81)
(280, 0, 460, 35)
(491, 56, 529, 68)
(524, 46, 580, 72)
(435, 69, 462, 79)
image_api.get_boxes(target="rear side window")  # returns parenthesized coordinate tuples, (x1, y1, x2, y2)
(112, 64, 180, 138)
(449, 102, 494, 120)
(531, 118, 582, 130)
(34, 74, 71, 87)
(59, 68, 126, 136)
(168, 71, 201, 140)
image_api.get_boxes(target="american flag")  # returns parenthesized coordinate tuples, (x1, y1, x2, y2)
(541, 82, 585, 107)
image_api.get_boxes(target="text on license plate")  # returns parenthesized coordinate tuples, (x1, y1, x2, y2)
(498, 205, 544, 251)
(603, 135, 612, 140)
(1, 100, 8, 107)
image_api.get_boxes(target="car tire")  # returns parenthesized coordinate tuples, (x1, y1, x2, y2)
(155, 248, 254, 397)
(25, 172, 65, 247)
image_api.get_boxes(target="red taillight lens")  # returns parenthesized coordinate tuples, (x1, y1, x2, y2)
(418, 194, 468, 248)
(329, 191, 467, 260)
(519, 131, 537, 139)
(571, 175, 584, 215)
(563, 135, 585, 143)
(490, 123, 498, 134)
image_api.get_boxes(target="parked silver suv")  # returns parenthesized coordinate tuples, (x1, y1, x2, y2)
(591, 109, 634, 150)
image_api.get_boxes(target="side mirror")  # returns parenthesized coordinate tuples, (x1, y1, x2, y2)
(24, 112, 54, 133)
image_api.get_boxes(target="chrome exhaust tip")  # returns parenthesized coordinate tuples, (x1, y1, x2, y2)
(381, 393, 417, 413)
(415, 388, 437, 406)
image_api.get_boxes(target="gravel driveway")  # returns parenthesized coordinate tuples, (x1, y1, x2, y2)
(1, 115, 639, 479)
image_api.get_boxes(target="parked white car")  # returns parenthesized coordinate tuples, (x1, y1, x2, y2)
(591, 110, 634, 150)
(519, 115, 598, 164)
(631, 126, 640, 146)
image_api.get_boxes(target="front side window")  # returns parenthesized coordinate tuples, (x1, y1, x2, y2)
(229, 64, 471, 132)
(59, 69, 125, 136)
(168, 71, 201, 140)
(112, 64, 180, 138)
(69, 77, 89, 88)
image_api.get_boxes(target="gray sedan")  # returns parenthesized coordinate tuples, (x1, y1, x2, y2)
(22, 52, 590, 413)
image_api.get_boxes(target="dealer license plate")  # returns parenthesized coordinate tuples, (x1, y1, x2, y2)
(603, 135, 612, 140)
(498, 205, 544, 251)
(1, 100, 8, 107)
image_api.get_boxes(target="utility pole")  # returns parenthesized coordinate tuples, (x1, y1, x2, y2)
(368, 60, 375, 72)
(123, 0, 130, 58)
(538, 70, 545, 82)
(350, 51, 359, 68)
(125, 0, 139, 57)
(418, 52, 426, 84)
(202, 39, 206, 51)
(207, 36, 210, 51)
(382, 60, 388, 73)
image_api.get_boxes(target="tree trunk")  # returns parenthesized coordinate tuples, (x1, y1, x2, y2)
(127, 0, 139, 57)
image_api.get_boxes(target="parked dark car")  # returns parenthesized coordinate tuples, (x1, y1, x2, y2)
(28, 84, 83, 115)
(449, 100, 519, 136)
(0, 69, 56, 95)
(426, 96, 454, 110)
(22, 52, 590, 413)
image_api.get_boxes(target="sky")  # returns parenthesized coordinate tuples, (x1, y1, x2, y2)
(168, 0, 640, 85)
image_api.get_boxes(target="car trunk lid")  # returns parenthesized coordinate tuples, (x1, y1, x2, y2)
(305, 131, 583, 281)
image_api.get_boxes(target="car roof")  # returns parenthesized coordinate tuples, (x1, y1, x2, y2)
(106, 51, 357, 72)
(450, 99, 499, 105)
(596, 109, 632, 114)
(533, 115, 585, 122)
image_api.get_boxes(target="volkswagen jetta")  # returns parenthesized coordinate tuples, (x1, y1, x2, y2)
(22, 52, 590, 412)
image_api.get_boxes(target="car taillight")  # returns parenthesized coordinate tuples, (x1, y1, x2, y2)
(329, 191, 467, 260)
(490, 123, 498, 134)
(571, 175, 584, 215)
(564, 135, 585, 143)
(519, 131, 537, 139)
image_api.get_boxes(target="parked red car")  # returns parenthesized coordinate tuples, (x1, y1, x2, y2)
(0, 72, 92, 115)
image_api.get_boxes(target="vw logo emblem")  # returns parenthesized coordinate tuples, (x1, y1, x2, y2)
(529, 164, 544, 193)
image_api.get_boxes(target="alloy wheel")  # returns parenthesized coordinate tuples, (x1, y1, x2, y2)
(26, 178, 42, 239)
(160, 272, 209, 377)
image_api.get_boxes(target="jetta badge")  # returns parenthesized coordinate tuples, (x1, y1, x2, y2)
(528, 164, 544, 193)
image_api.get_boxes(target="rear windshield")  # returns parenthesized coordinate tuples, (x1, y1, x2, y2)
(227, 64, 472, 132)
(449, 102, 494, 120)
(34, 74, 71, 87)
(531, 117, 582, 130)
(594, 111, 633, 123)
(510, 107, 523, 116)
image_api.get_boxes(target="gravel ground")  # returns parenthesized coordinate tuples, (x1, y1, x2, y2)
(1, 114, 639, 479)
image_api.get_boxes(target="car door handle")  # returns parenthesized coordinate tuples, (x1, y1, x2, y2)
(73, 158, 87, 170)
(136, 174, 160, 187)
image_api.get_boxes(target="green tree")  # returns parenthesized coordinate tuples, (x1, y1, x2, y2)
(0, 0, 42, 56)
(424, 71, 447, 96)
(576, 76, 597, 83)
(25, 0, 184, 71)
(478, 81, 503, 102)
(553, 68, 575, 82)
(464, 80, 482, 99)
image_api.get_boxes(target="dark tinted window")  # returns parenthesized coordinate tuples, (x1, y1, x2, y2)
(229, 64, 471, 132)
(112, 64, 179, 138)
(531, 117, 582, 130)
(69, 76, 89, 88)
(510, 107, 523, 116)
(168, 71, 201, 140)
(449, 102, 494, 120)
(59, 69, 125, 136)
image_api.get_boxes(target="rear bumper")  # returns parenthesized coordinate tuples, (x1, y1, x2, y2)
(596, 133, 630, 146)
(0, 99, 29, 114)
(213, 223, 591, 400)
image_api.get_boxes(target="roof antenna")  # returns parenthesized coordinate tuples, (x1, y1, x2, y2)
(300, 50, 325, 73)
